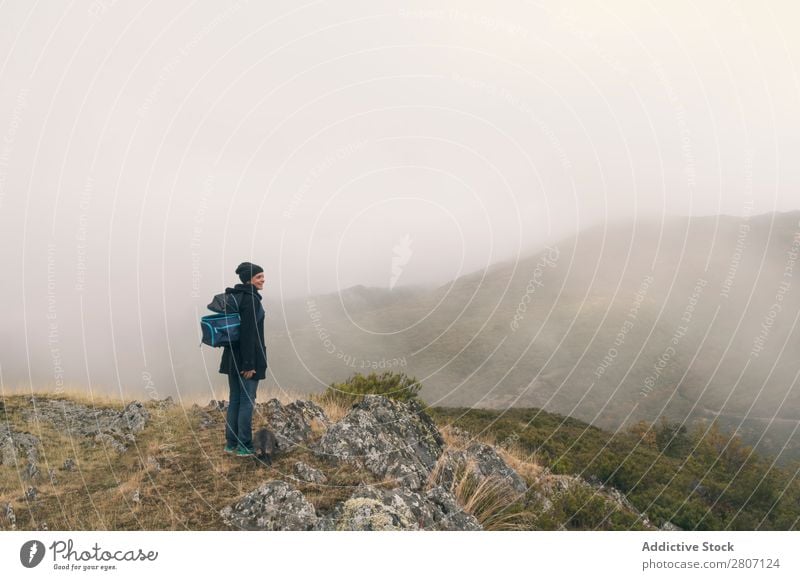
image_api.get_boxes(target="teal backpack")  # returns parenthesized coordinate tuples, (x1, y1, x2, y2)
(199, 292, 242, 347)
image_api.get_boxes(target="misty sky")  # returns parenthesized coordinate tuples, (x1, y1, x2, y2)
(1, 1, 800, 393)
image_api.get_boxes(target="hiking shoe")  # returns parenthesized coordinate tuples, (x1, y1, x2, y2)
(224, 444, 237, 454)
(236, 446, 255, 457)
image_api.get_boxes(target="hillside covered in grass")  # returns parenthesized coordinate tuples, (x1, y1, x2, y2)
(1, 379, 797, 531)
(430, 407, 800, 530)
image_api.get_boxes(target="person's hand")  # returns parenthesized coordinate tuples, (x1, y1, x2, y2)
(240, 370, 256, 379)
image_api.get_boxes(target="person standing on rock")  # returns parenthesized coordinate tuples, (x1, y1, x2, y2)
(219, 261, 268, 457)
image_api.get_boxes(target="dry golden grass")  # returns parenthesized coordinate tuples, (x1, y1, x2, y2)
(0, 381, 322, 410)
(437, 424, 468, 449)
(1, 382, 130, 410)
(425, 425, 542, 531)
(426, 453, 528, 531)
(1, 388, 543, 531)
(495, 444, 545, 483)
(309, 393, 352, 423)
(455, 471, 527, 530)
(434, 423, 543, 485)
(0, 389, 382, 531)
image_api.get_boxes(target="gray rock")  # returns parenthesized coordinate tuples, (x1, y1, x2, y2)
(320, 484, 481, 530)
(144, 455, 161, 472)
(95, 432, 129, 454)
(220, 480, 318, 531)
(435, 442, 527, 494)
(24, 486, 38, 501)
(152, 396, 176, 410)
(207, 400, 228, 411)
(62, 458, 76, 471)
(21, 398, 150, 454)
(661, 521, 683, 531)
(1, 502, 16, 529)
(1, 426, 41, 481)
(256, 399, 330, 451)
(131, 489, 141, 503)
(425, 485, 483, 531)
(24, 461, 40, 481)
(119, 401, 150, 433)
(597, 485, 647, 521)
(316, 395, 444, 490)
(191, 405, 216, 429)
(293, 461, 327, 484)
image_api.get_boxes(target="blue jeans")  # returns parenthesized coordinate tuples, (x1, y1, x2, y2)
(225, 371, 259, 450)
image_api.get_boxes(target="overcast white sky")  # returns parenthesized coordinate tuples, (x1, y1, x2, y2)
(1, 0, 799, 348)
(2, 1, 799, 301)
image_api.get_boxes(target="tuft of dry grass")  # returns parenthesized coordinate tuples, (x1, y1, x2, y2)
(309, 393, 352, 423)
(429, 454, 528, 531)
(437, 424, 469, 449)
(426, 425, 543, 531)
(495, 444, 544, 483)
(455, 470, 527, 530)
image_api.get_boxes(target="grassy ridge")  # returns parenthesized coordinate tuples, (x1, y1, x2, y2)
(429, 407, 800, 530)
(2, 389, 797, 531)
(0, 391, 370, 531)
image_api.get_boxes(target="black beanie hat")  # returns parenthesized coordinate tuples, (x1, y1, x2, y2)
(236, 261, 264, 284)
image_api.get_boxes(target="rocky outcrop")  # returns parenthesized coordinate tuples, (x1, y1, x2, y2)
(316, 395, 444, 490)
(434, 442, 527, 494)
(3, 393, 683, 532)
(220, 480, 318, 531)
(220, 396, 481, 531)
(0, 426, 41, 481)
(221, 478, 480, 531)
(256, 399, 329, 451)
(318, 484, 481, 531)
(21, 398, 149, 454)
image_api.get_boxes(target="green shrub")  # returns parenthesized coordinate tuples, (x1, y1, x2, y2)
(319, 371, 423, 406)
(427, 407, 800, 530)
(655, 417, 692, 458)
(556, 484, 644, 530)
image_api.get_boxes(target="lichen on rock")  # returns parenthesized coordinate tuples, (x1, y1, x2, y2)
(220, 480, 318, 531)
(315, 395, 445, 490)
(320, 484, 481, 531)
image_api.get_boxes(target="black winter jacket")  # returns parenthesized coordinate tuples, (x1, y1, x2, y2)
(218, 283, 268, 381)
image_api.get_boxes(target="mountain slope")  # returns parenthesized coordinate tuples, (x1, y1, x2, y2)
(267, 211, 800, 465)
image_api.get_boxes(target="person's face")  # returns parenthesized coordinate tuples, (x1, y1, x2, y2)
(250, 272, 265, 290)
